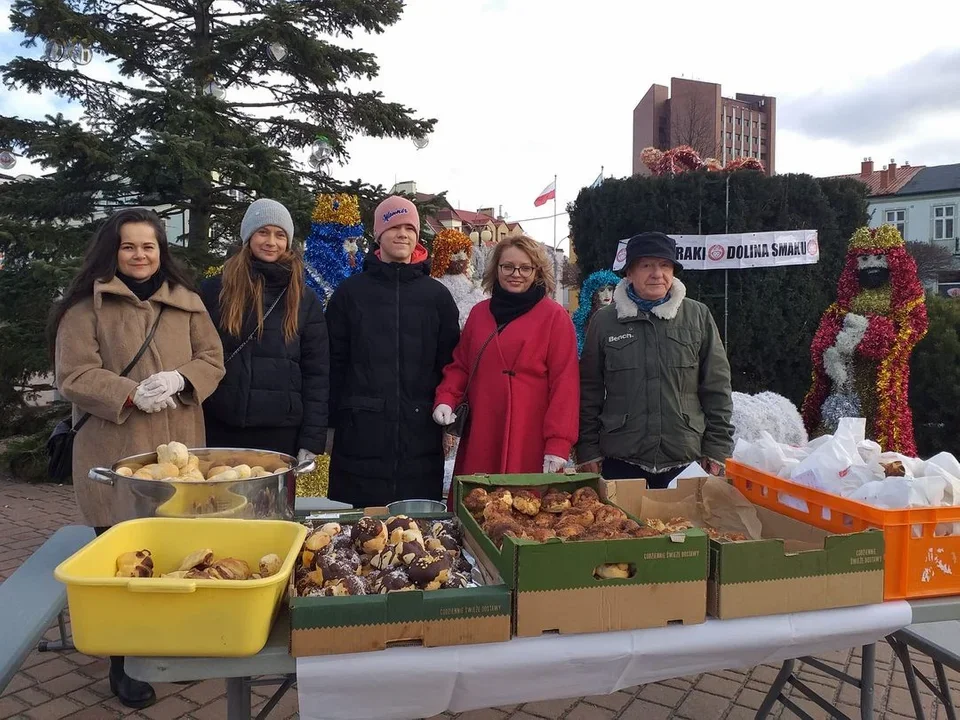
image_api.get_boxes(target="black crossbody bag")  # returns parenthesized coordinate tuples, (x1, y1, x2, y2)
(446, 323, 506, 439)
(47, 308, 165, 481)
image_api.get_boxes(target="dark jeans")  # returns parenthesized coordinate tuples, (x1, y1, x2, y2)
(601, 458, 677, 489)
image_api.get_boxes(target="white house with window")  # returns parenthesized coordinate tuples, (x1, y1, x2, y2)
(865, 164, 960, 256)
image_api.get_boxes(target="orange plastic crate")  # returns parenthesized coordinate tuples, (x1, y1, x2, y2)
(727, 459, 960, 601)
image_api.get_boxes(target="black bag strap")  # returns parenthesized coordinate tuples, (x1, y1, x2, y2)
(71, 307, 166, 434)
(224, 288, 287, 364)
(461, 323, 507, 399)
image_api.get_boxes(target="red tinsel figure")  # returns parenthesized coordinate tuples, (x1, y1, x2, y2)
(801, 226, 928, 454)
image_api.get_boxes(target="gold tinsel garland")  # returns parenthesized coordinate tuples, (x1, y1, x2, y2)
(430, 228, 473, 278)
(312, 193, 361, 227)
(849, 287, 892, 315)
(295, 453, 330, 497)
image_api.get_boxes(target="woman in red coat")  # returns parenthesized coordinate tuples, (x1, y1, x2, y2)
(433, 235, 579, 507)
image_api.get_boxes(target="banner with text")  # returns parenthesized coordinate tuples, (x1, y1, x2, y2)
(612, 230, 819, 271)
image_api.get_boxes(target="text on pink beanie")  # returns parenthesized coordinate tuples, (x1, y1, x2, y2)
(374, 196, 420, 240)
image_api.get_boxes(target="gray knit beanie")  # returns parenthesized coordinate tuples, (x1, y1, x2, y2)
(240, 199, 295, 245)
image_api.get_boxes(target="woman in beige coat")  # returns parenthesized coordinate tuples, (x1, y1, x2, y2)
(50, 208, 224, 708)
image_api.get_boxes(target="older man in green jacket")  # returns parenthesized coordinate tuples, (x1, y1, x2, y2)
(576, 232, 733, 487)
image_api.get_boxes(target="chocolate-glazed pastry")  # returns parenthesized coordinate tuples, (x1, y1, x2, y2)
(332, 549, 362, 573)
(408, 553, 451, 590)
(331, 530, 354, 551)
(512, 489, 541, 516)
(296, 569, 326, 595)
(317, 554, 357, 581)
(318, 522, 342, 537)
(454, 554, 473, 574)
(425, 535, 460, 559)
(442, 571, 471, 589)
(305, 530, 332, 552)
(398, 540, 427, 566)
(362, 569, 384, 594)
(463, 487, 490, 516)
(376, 568, 415, 593)
(541, 489, 571, 513)
(430, 519, 462, 542)
(353, 517, 388, 554)
(327, 575, 367, 595)
(369, 545, 400, 570)
(571, 486, 600, 507)
(385, 515, 421, 545)
(302, 585, 348, 597)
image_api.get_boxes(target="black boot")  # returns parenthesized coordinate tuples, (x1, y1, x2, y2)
(109, 656, 156, 709)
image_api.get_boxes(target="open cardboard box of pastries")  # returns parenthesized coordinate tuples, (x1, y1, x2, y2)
(456, 474, 709, 637)
(288, 507, 511, 657)
(601, 475, 885, 619)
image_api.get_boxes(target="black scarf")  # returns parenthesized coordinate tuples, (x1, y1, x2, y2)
(489, 282, 546, 328)
(117, 269, 165, 302)
(252, 259, 292, 290)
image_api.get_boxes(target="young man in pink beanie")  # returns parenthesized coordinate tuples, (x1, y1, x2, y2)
(325, 196, 460, 507)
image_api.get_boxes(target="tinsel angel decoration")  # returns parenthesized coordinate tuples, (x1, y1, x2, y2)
(572, 269, 620, 356)
(303, 193, 365, 306)
(297, 193, 365, 499)
(801, 225, 928, 454)
(430, 228, 487, 329)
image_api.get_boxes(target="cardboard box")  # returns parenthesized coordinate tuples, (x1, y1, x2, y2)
(602, 477, 885, 620)
(456, 474, 708, 638)
(289, 511, 512, 657)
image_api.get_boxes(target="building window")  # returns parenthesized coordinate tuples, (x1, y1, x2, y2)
(886, 209, 906, 236)
(935, 205, 956, 240)
(736, 117, 741, 126)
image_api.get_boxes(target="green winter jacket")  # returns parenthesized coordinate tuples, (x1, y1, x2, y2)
(576, 278, 734, 469)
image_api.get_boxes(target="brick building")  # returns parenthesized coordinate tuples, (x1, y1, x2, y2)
(632, 77, 776, 175)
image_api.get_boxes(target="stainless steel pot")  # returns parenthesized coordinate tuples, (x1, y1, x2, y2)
(88, 447, 316, 523)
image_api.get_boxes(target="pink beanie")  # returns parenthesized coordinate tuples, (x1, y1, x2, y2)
(374, 196, 420, 240)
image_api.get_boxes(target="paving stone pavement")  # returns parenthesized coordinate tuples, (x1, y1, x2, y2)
(2, 476, 958, 720)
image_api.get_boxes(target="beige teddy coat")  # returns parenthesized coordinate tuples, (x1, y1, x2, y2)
(55, 277, 225, 526)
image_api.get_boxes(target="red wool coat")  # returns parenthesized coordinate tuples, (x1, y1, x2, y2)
(435, 297, 580, 497)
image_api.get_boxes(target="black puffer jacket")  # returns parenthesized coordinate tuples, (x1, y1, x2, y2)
(325, 249, 460, 507)
(200, 274, 329, 454)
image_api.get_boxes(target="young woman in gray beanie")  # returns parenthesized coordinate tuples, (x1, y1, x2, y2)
(200, 198, 329, 463)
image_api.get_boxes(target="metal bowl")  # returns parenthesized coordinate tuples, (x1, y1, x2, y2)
(87, 447, 316, 523)
(386, 499, 448, 515)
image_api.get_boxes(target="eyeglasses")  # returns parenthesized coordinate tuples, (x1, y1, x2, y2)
(499, 263, 535, 278)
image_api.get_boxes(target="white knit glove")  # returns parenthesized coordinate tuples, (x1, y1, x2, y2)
(432, 404, 457, 426)
(133, 386, 176, 413)
(138, 371, 185, 403)
(298, 449, 317, 464)
(543, 455, 568, 473)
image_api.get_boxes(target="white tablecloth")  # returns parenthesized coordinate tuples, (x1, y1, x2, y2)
(296, 601, 912, 720)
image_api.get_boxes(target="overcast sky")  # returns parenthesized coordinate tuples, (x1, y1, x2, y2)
(3, 0, 960, 252)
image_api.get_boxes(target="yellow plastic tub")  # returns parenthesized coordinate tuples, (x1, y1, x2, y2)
(55, 518, 307, 657)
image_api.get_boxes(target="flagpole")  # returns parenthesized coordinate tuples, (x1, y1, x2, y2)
(552, 174, 557, 251)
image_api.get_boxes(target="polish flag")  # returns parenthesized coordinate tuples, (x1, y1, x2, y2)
(533, 180, 556, 207)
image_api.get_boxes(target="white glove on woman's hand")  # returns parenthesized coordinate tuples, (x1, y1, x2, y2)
(543, 455, 568, 473)
(297, 449, 317, 464)
(133, 386, 176, 413)
(139, 371, 185, 401)
(432, 404, 457, 426)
